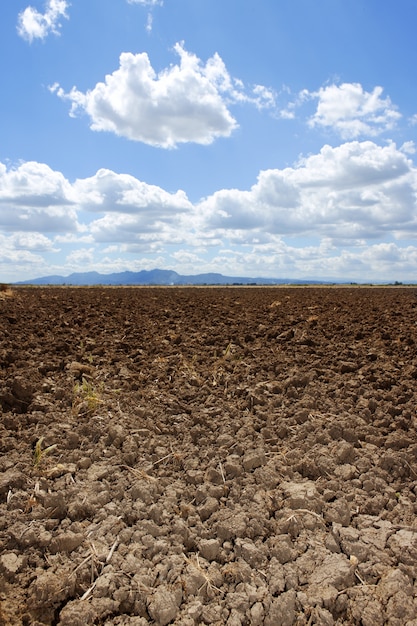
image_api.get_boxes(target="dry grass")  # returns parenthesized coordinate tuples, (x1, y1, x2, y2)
(72, 378, 102, 417)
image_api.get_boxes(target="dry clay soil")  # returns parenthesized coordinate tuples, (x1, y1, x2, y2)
(1, 286, 417, 626)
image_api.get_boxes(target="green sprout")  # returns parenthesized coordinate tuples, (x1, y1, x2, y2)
(33, 437, 57, 468)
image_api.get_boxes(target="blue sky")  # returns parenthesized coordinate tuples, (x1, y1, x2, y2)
(2, 0, 417, 282)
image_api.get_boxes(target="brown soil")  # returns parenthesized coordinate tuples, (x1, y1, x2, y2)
(1, 286, 417, 626)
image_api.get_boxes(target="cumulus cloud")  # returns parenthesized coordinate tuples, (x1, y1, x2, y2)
(198, 140, 417, 240)
(73, 168, 192, 216)
(90, 214, 160, 243)
(51, 43, 237, 147)
(17, 0, 69, 43)
(308, 83, 401, 138)
(89, 212, 190, 250)
(0, 159, 197, 255)
(0, 232, 56, 283)
(75, 169, 193, 249)
(51, 43, 275, 147)
(0, 161, 79, 233)
(66, 248, 95, 265)
(0, 241, 45, 265)
(13, 232, 59, 252)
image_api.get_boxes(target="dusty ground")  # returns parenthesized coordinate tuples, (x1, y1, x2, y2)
(1, 286, 417, 626)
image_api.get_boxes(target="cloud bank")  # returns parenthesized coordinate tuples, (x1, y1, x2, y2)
(2, 139, 417, 281)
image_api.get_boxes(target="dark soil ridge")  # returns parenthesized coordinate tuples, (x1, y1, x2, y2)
(1, 286, 417, 625)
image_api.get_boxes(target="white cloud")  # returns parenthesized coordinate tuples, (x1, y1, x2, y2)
(66, 248, 95, 265)
(52, 43, 238, 147)
(0, 245, 44, 266)
(17, 0, 69, 43)
(0, 233, 55, 282)
(72, 168, 194, 247)
(279, 87, 310, 120)
(294, 242, 417, 281)
(3, 142, 416, 248)
(126, 0, 162, 32)
(163, 239, 417, 283)
(73, 168, 192, 216)
(13, 232, 58, 252)
(171, 250, 201, 265)
(69, 141, 417, 251)
(398, 141, 415, 156)
(127, 0, 162, 5)
(0, 161, 79, 233)
(198, 140, 417, 240)
(146, 13, 153, 33)
(0, 233, 57, 275)
(89, 213, 188, 248)
(52, 43, 276, 147)
(251, 85, 277, 110)
(308, 83, 401, 138)
(55, 233, 93, 244)
(2, 142, 417, 282)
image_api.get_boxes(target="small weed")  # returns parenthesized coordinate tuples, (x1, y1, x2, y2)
(72, 377, 102, 416)
(177, 355, 203, 386)
(33, 436, 57, 468)
(211, 340, 240, 386)
(223, 340, 232, 358)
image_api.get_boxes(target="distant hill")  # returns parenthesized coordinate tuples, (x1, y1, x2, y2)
(15, 269, 331, 286)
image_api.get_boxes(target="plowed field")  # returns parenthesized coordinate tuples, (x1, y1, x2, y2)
(1, 286, 417, 625)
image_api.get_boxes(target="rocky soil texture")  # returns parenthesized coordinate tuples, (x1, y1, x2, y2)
(1, 286, 417, 626)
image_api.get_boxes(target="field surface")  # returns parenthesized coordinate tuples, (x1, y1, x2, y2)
(1, 286, 417, 626)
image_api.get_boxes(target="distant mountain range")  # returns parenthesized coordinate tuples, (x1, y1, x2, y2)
(15, 269, 332, 286)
